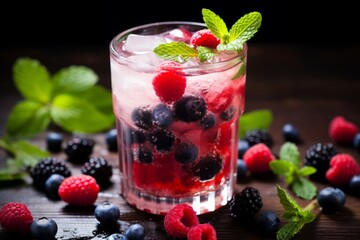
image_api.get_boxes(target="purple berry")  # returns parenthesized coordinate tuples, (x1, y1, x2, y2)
(254, 210, 280, 234)
(131, 106, 152, 130)
(152, 103, 174, 127)
(200, 112, 216, 129)
(174, 95, 207, 122)
(45, 173, 65, 199)
(125, 223, 145, 240)
(106, 128, 118, 152)
(317, 187, 346, 214)
(46, 132, 64, 153)
(237, 159, 247, 181)
(30, 217, 58, 240)
(94, 201, 120, 226)
(148, 128, 174, 152)
(282, 123, 301, 143)
(174, 142, 198, 163)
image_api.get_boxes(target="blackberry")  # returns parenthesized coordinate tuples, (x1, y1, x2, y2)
(133, 146, 153, 164)
(81, 157, 113, 188)
(304, 143, 337, 181)
(131, 106, 153, 130)
(229, 186, 263, 220)
(148, 128, 175, 152)
(65, 136, 95, 164)
(193, 153, 222, 181)
(245, 129, 273, 148)
(174, 95, 207, 122)
(30, 157, 71, 191)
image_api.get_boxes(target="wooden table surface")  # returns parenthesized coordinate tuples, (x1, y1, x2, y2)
(1, 44, 360, 239)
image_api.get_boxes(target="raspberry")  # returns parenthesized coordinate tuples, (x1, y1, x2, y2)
(65, 136, 95, 164)
(187, 223, 217, 240)
(81, 157, 113, 189)
(326, 153, 360, 186)
(229, 186, 263, 220)
(152, 70, 186, 103)
(245, 129, 274, 148)
(0, 202, 33, 234)
(58, 175, 100, 206)
(164, 204, 200, 238)
(190, 29, 220, 49)
(329, 116, 358, 146)
(243, 143, 275, 174)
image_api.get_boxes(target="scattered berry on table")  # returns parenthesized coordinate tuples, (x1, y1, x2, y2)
(30, 157, 71, 191)
(174, 95, 207, 122)
(81, 157, 113, 188)
(326, 153, 360, 186)
(105, 128, 118, 152)
(190, 29, 220, 48)
(125, 223, 146, 240)
(58, 175, 99, 206)
(282, 123, 301, 143)
(94, 201, 120, 226)
(0, 202, 33, 234)
(317, 187, 346, 214)
(64, 136, 95, 164)
(245, 129, 273, 148)
(353, 133, 360, 152)
(193, 153, 222, 181)
(200, 112, 216, 129)
(44, 173, 65, 199)
(174, 141, 199, 164)
(303, 142, 337, 181)
(243, 143, 275, 174)
(148, 128, 175, 152)
(236, 159, 248, 181)
(107, 233, 128, 240)
(329, 115, 358, 146)
(187, 223, 217, 240)
(30, 217, 58, 240)
(229, 186, 263, 221)
(164, 204, 200, 238)
(349, 175, 360, 197)
(253, 210, 280, 234)
(152, 70, 186, 103)
(152, 103, 174, 127)
(131, 107, 153, 130)
(238, 139, 250, 158)
(46, 132, 64, 152)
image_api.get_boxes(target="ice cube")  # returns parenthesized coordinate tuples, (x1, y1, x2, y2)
(127, 53, 162, 72)
(123, 34, 166, 54)
(163, 28, 193, 43)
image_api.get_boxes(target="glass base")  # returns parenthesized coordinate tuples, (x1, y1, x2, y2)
(120, 179, 234, 215)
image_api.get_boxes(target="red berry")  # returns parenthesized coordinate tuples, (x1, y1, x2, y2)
(164, 204, 200, 238)
(326, 153, 360, 186)
(58, 175, 100, 206)
(243, 143, 275, 174)
(187, 223, 217, 240)
(190, 29, 220, 49)
(152, 70, 186, 103)
(329, 116, 358, 145)
(0, 202, 33, 234)
(204, 86, 235, 113)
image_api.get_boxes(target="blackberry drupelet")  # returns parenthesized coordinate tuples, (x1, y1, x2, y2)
(81, 157, 113, 188)
(65, 136, 95, 164)
(245, 129, 273, 148)
(304, 143, 337, 181)
(30, 157, 71, 191)
(229, 186, 263, 221)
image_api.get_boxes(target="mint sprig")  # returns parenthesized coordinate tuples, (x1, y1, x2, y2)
(270, 142, 317, 200)
(276, 185, 317, 240)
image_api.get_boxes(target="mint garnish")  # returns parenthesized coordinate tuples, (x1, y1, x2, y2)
(276, 185, 317, 240)
(270, 142, 317, 200)
(153, 8, 262, 62)
(239, 109, 273, 138)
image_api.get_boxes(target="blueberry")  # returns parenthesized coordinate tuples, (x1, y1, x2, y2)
(238, 140, 249, 158)
(45, 173, 65, 199)
(123, 127, 147, 146)
(220, 105, 236, 121)
(174, 95, 207, 122)
(133, 146, 153, 164)
(174, 142, 198, 163)
(349, 175, 360, 197)
(317, 187, 346, 214)
(46, 132, 64, 152)
(108, 233, 128, 240)
(106, 128, 118, 152)
(148, 128, 174, 152)
(193, 153, 222, 181)
(200, 112, 216, 129)
(282, 123, 301, 143)
(236, 159, 247, 181)
(125, 223, 145, 240)
(152, 103, 174, 127)
(131, 107, 153, 130)
(353, 133, 360, 152)
(254, 210, 280, 234)
(95, 201, 121, 226)
(30, 217, 58, 240)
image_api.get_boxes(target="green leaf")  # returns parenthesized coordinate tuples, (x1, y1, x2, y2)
(0, 160, 28, 181)
(5, 100, 51, 138)
(51, 94, 115, 133)
(299, 166, 317, 177)
(239, 109, 273, 138)
(276, 185, 302, 219)
(228, 12, 262, 42)
(292, 177, 317, 200)
(52, 66, 98, 96)
(202, 8, 228, 41)
(153, 42, 198, 62)
(231, 61, 246, 80)
(279, 142, 301, 167)
(197, 46, 216, 62)
(277, 221, 305, 240)
(217, 38, 246, 51)
(75, 85, 113, 115)
(13, 57, 52, 103)
(270, 160, 294, 176)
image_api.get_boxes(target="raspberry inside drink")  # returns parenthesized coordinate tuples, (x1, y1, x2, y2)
(110, 22, 247, 215)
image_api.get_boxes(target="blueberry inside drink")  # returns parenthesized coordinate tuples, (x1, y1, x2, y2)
(110, 8, 262, 215)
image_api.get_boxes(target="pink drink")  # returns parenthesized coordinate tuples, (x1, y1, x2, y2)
(110, 22, 247, 215)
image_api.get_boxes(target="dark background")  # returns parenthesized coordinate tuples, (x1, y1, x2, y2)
(1, 0, 360, 48)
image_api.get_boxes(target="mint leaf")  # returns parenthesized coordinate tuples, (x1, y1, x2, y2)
(0, 158, 28, 181)
(5, 100, 51, 138)
(217, 38, 246, 51)
(52, 66, 98, 96)
(228, 12, 262, 42)
(75, 85, 114, 115)
(13, 57, 52, 103)
(277, 221, 305, 240)
(202, 8, 228, 41)
(153, 42, 198, 62)
(51, 94, 115, 133)
(197, 46, 216, 62)
(270, 160, 295, 176)
(239, 109, 273, 138)
(299, 166, 317, 177)
(277, 185, 302, 218)
(279, 142, 301, 167)
(231, 62, 246, 80)
(292, 177, 317, 200)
